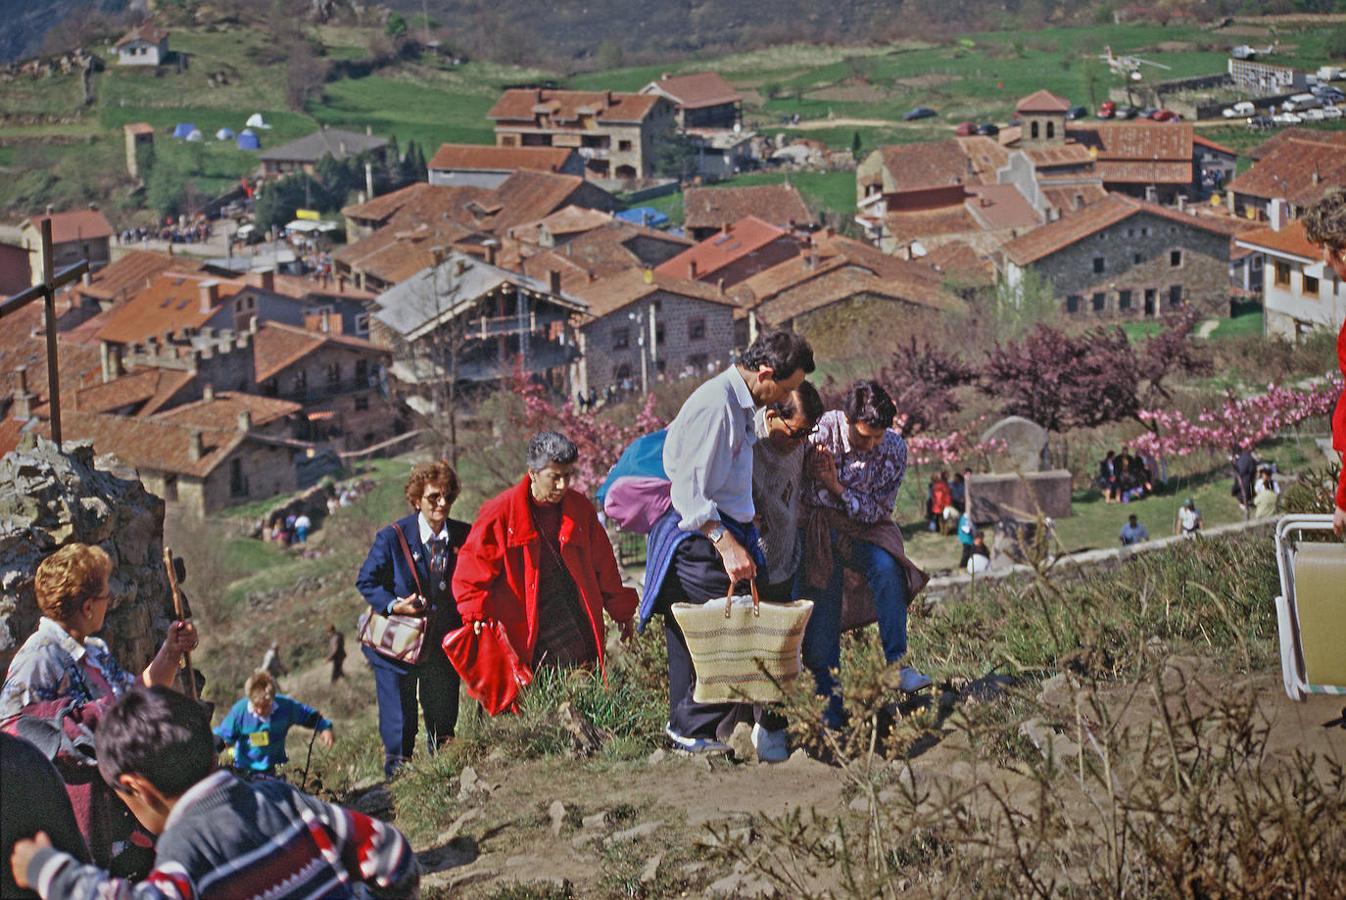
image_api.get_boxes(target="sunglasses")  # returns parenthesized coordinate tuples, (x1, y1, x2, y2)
(780, 420, 817, 442)
(421, 492, 451, 506)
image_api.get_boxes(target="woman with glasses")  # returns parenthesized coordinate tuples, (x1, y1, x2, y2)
(453, 431, 637, 680)
(356, 460, 469, 776)
(0, 542, 197, 873)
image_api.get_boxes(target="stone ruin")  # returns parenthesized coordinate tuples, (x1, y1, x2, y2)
(967, 416, 1073, 525)
(0, 438, 176, 675)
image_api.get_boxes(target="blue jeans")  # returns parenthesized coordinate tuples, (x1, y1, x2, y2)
(802, 536, 909, 729)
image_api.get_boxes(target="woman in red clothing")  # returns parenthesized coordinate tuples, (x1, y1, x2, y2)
(453, 431, 638, 678)
(1303, 192, 1346, 535)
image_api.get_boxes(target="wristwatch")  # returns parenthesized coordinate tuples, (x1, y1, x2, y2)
(706, 523, 727, 545)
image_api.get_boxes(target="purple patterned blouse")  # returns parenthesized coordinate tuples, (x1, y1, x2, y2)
(804, 410, 909, 524)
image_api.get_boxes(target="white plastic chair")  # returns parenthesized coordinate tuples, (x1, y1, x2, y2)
(1273, 514, 1346, 701)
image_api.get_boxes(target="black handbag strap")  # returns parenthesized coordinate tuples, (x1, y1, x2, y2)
(392, 524, 427, 599)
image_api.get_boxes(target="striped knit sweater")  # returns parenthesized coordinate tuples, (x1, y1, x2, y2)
(24, 770, 419, 899)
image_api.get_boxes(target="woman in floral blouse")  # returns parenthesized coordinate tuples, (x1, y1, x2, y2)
(0, 542, 197, 871)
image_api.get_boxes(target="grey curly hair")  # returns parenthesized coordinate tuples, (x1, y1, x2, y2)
(527, 431, 578, 471)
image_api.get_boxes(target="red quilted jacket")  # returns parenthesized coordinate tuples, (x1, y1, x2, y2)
(1334, 321, 1345, 511)
(452, 478, 638, 677)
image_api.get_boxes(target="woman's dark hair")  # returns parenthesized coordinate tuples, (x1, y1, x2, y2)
(527, 431, 579, 471)
(97, 687, 216, 798)
(843, 380, 897, 429)
(767, 380, 824, 426)
(740, 330, 815, 378)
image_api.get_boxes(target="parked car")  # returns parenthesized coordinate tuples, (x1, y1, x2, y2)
(1315, 88, 1345, 104)
(1150, 109, 1179, 121)
(1223, 101, 1256, 118)
(1302, 108, 1327, 122)
(904, 106, 938, 120)
(1098, 100, 1116, 118)
(975, 122, 1000, 136)
(1273, 112, 1303, 125)
(1322, 105, 1343, 119)
(1066, 105, 1088, 120)
(1282, 93, 1321, 112)
(954, 121, 977, 136)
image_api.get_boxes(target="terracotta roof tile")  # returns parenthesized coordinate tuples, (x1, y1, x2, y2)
(882, 205, 982, 242)
(489, 89, 663, 124)
(33, 411, 248, 479)
(428, 143, 577, 173)
(954, 136, 1010, 182)
(343, 182, 448, 225)
(1024, 144, 1095, 168)
(1227, 134, 1346, 206)
(683, 184, 813, 231)
(0, 303, 104, 426)
(21, 209, 114, 245)
(1192, 134, 1238, 157)
(94, 273, 245, 344)
(876, 140, 977, 192)
(253, 321, 387, 384)
(643, 72, 741, 109)
(568, 268, 737, 319)
(74, 368, 174, 414)
(77, 250, 204, 305)
(966, 184, 1042, 230)
(1041, 183, 1110, 215)
(1093, 160, 1194, 185)
(922, 241, 996, 286)
(153, 391, 302, 429)
(1234, 220, 1322, 262)
(114, 23, 168, 48)
(1068, 122, 1193, 162)
(508, 206, 614, 244)
(1016, 90, 1072, 114)
(655, 217, 792, 281)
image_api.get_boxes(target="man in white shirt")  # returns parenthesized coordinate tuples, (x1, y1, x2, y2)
(655, 330, 814, 758)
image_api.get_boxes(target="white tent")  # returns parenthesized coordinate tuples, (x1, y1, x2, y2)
(185, 129, 204, 142)
(215, 127, 235, 141)
(245, 113, 271, 130)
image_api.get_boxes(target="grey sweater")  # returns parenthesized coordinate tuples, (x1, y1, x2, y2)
(751, 411, 808, 585)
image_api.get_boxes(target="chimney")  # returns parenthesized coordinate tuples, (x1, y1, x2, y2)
(717, 277, 725, 296)
(1073, 193, 1084, 211)
(187, 428, 204, 461)
(198, 280, 220, 313)
(547, 269, 561, 295)
(45, 204, 55, 217)
(1144, 185, 1158, 203)
(82, 271, 92, 287)
(258, 268, 274, 292)
(1177, 194, 1187, 212)
(979, 196, 992, 208)
(1268, 198, 1289, 232)
(12, 365, 32, 419)
(237, 410, 252, 432)
(724, 221, 733, 234)
(365, 161, 374, 201)
(688, 260, 698, 279)
(484, 241, 498, 266)
(203, 383, 215, 401)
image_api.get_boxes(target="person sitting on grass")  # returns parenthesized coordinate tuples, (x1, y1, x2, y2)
(8, 686, 417, 900)
(1119, 514, 1149, 546)
(215, 671, 334, 780)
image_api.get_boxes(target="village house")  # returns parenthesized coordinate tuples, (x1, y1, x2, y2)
(1225, 130, 1346, 222)
(19, 208, 114, 286)
(0, 241, 30, 296)
(258, 126, 389, 177)
(562, 269, 739, 394)
(368, 251, 587, 422)
(488, 88, 675, 181)
(515, 218, 693, 280)
(1236, 221, 1345, 341)
(0, 302, 103, 457)
(37, 410, 312, 518)
(72, 249, 205, 310)
(641, 72, 742, 131)
(1000, 193, 1255, 318)
(682, 184, 813, 241)
(655, 216, 804, 289)
(427, 144, 583, 188)
(113, 23, 170, 66)
(506, 206, 617, 253)
(252, 320, 396, 451)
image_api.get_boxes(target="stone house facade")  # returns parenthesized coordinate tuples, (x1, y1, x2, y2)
(1002, 195, 1250, 318)
(1236, 221, 1345, 341)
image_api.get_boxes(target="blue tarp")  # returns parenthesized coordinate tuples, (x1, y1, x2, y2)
(616, 207, 669, 229)
(236, 130, 260, 150)
(172, 123, 198, 139)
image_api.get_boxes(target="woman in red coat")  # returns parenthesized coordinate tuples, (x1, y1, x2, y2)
(453, 431, 638, 677)
(1304, 193, 1346, 536)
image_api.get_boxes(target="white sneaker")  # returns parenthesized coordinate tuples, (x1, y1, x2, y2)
(750, 723, 790, 763)
(665, 723, 728, 753)
(897, 666, 933, 694)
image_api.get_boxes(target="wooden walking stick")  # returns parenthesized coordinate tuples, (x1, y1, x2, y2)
(162, 546, 198, 701)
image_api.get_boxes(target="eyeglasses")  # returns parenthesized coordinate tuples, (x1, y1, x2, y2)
(780, 420, 817, 442)
(421, 492, 450, 506)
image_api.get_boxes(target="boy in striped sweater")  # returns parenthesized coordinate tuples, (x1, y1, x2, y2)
(8, 687, 418, 899)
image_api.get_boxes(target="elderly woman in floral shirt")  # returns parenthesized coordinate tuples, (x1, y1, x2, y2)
(1, 542, 197, 871)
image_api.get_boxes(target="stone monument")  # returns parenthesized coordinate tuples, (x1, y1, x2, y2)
(967, 416, 1073, 524)
(1, 437, 176, 673)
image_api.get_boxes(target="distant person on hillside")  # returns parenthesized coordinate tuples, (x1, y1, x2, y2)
(259, 641, 287, 679)
(325, 624, 345, 683)
(1230, 446, 1257, 512)
(1119, 514, 1149, 546)
(1253, 468, 1280, 519)
(967, 531, 991, 575)
(293, 513, 312, 544)
(957, 508, 976, 569)
(949, 471, 967, 514)
(1176, 498, 1203, 537)
(1302, 190, 1346, 537)
(1099, 450, 1119, 502)
(8, 687, 416, 899)
(215, 671, 334, 779)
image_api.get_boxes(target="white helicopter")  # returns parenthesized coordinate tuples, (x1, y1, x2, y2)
(1099, 45, 1172, 82)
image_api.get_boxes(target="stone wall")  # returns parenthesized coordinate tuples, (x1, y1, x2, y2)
(0, 438, 176, 674)
(580, 292, 736, 394)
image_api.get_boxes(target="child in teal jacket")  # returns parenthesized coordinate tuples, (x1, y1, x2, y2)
(215, 671, 333, 776)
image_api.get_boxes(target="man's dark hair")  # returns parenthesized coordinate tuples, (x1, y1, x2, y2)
(97, 687, 215, 798)
(768, 380, 824, 426)
(842, 379, 897, 429)
(527, 431, 578, 471)
(1129, 514, 1138, 523)
(1303, 189, 1346, 250)
(740, 330, 815, 378)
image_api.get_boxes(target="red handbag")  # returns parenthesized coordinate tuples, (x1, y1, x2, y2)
(442, 621, 534, 716)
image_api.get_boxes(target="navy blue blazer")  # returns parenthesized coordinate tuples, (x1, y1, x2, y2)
(356, 513, 470, 673)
